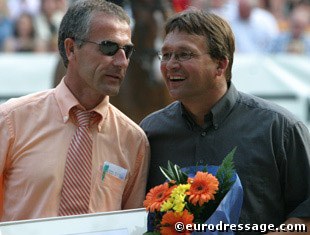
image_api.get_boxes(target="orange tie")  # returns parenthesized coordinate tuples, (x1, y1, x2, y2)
(59, 108, 93, 216)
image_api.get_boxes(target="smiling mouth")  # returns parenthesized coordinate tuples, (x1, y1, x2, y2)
(169, 76, 186, 81)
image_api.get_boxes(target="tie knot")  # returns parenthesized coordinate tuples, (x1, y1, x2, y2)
(73, 108, 91, 127)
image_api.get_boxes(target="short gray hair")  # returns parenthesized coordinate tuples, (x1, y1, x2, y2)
(58, 0, 130, 68)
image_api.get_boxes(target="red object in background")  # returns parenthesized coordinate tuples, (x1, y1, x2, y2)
(172, 0, 189, 12)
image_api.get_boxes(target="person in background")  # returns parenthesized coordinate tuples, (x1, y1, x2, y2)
(3, 12, 44, 52)
(0, 0, 13, 51)
(7, 0, 40, 20)
(140, 9, 310, 234)
(34, 0, 65, 52)
(0, 0, 150, 221)
(203, 0, 237, 21)
(258, 0, 287, 31)
(229, 0, 279, 53)
(268, 3, 310, 56)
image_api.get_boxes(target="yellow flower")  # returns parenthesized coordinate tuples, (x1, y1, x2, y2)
(161, 199, 173, 212)
(171, 184, 190, 198)
(161, 184, 191, 213)
(172, 194, 186, 212)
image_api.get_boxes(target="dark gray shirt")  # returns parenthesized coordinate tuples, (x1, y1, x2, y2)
(140, 83, 310, 231)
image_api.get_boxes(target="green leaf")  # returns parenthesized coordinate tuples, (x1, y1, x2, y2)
(216, 147, 237, 198)
(167, 160, 175, 175)
(170, 163, 180, 181)
(159, 161, 188, 184)
(159, 166, 174, 181)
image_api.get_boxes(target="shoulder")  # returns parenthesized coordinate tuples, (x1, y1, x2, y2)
(236, 91, 302, 126)
(0, 89, 54, 117)
(140, 101, 180, 128)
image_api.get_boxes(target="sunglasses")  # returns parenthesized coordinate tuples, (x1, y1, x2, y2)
(78, 39, 135, 59)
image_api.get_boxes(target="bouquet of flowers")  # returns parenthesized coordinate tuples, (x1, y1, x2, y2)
(143, 147, 243, 234)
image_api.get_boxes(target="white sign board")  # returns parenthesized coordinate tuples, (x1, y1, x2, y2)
(0, 208, 148, 235)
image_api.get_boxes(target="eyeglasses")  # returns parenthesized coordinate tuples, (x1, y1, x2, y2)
(157, 51, 208, 62)
(79, 39, 135, 59)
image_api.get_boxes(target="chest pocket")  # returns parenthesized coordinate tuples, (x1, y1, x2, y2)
(90, 169, 128, 212)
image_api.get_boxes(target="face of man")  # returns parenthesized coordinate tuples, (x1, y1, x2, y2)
(160, 30, 221, 104)
(66, 12, 132, 102)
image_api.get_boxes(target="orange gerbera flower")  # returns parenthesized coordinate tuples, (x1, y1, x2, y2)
(187, 171, 219, 206)
(160, 209, 194, 235)
(143, 182, 175, 212)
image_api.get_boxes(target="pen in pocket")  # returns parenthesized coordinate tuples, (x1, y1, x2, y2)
(102, 164, 109, 181)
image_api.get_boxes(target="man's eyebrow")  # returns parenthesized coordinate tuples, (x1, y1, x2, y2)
(161, 46, 192, 51)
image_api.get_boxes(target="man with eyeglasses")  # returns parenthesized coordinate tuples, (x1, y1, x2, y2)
(140, 10, 310, 234)
(0, 0, 150, 221)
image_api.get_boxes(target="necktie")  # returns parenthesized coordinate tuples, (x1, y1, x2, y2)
(59, 108, 93, 216)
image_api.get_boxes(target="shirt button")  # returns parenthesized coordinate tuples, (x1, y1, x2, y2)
(214, 124, 218, 130)
(63, 116, 69, 122)
(201, 131, 207, 137)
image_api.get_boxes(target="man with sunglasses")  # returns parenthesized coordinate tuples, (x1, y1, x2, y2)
(140, 10, 310, 234)
(0, 0, 150, 221)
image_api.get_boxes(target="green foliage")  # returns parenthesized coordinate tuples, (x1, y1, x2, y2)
(215, 147, 237, 200)
(159, 160, 188, 184)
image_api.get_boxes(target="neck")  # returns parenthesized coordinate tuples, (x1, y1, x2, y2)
(182, 83, 228, 126)
(76, 92, 105, 110)
(64, 76, 105, 110)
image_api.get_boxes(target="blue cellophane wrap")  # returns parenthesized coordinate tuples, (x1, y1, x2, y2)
(187, 166, 243, 234)
(147, 165, 243, 234)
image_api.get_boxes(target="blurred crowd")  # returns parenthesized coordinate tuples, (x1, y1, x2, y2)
(0, 0, 309, 55)
(172, 0, 310, 55)
(0, 0, 68, 52)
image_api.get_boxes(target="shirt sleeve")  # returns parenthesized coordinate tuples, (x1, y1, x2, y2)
(0, 106, 14, 216)
(0, 107, 14, 175)
(121, 134, 150, 209)
(284, 121, 310, 218)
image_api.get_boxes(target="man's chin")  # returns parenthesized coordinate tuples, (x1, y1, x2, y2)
(105, 88, 120, 97)
(97, 84, 121, 97)
(168, 90, 182, 101)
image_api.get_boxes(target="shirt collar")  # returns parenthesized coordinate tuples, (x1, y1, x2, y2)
(54, 79, 109, 132)
(211, 82, 238, 127)
(181, 82, 238, 129)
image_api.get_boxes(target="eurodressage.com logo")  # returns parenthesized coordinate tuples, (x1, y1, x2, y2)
(175, 221, 308, 233)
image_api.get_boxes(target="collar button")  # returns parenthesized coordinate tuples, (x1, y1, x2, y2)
(63, 115, 69, 122)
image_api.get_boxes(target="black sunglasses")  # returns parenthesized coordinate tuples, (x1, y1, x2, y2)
(78, 39, 134, 59)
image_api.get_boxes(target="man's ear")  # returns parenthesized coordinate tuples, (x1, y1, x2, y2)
(64, 38, 75, 59)
(216, 58, 229, 76)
